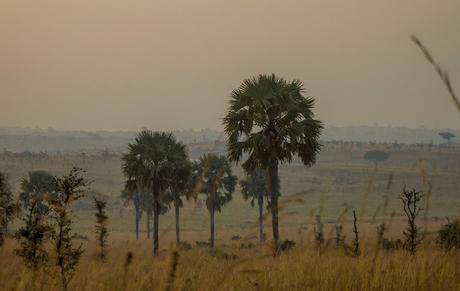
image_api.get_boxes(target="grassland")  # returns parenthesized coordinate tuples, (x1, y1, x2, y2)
(0, 141, 459, 290)
(1, 237, 459, 291)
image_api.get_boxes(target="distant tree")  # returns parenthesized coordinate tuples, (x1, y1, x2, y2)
(193, 154, 237, 248)
(14, 199, 52, 278)
(49, 167, 89, 290)
(0, 171, 16, 247)
(223, 74, 323, 242)
(121, 130, 187, 255)
(240, 168, 268, 243)
(100, 148, 112, 162)
(364, 150, 389, 166)
(93, 197, 108, 260)
(19, 170, 56, 215)
(439, 132, 455, 147)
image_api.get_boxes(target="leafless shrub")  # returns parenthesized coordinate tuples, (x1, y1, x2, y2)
(93, 197, 108, 260)
(314, 215, 324, 249)
(335, 224, 345, 248)
(376, 223, 387, 246)
(400, 187, 423, 256)
(352, 210, 360, 257)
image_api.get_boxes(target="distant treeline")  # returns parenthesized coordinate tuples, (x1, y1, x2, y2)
(0, 125, 457, 153)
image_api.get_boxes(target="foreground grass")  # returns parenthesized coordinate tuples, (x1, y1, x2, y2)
(1, 237, 459, 291)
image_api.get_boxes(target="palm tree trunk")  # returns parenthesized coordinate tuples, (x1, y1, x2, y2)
(210, 208, 215, 248)
(135, 207, 140, 240)
(175, 203, 180, 246)
(268, 159, 280, 242)
(153, 181, 160, 255)
(146, 210, 151, 239)
(258, 194, 264, 243)
(153, 201, 159, 255)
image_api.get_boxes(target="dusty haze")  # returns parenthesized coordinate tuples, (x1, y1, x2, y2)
(2, 0, 460, 131)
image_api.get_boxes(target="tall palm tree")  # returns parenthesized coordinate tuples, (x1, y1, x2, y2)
(121, 179, 143, 240)
(121, 142, 152, 239)
(143, 193, 153, 239)
(165, 160, 192, 246)
(240, 168, 269, 243)
(193, 154, 237, 248)
(223, 74, 323, 241)
(121, 130, 187, 255)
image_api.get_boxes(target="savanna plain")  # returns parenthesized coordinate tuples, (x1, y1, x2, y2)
(1, 140, 459, 291)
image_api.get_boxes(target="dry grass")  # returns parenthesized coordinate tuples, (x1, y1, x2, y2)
(0, 232, 459, 291)
(411, 35, 460, 112)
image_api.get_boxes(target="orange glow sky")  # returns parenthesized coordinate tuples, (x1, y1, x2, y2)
(2, 0, 460, 130)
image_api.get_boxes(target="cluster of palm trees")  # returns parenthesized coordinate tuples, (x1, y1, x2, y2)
(121, 74, 323, 255)
(121, 131, 238, 253)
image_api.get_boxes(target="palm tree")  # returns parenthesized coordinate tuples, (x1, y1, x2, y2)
(193, 154, 237, 248)
(165, 160, 192, 246)
(121, 143, 152, 239)
(240, 168, 269, 243)
(121, 130, 187, 255)
(144, 194, 153, 240)
(121, 179, 143, 240)
(223, 74, 323, 241)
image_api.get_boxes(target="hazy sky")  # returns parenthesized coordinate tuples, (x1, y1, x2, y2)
(2, 0, 460, 131)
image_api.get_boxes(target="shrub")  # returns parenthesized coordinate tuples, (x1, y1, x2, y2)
(240, 242, 255, 249)
(352, 210, 360, 257)
(400, 187, 423, 255)
(274, 239, 296, 255)
(437, 219, 460, 250)
(231, 235, 241, 241)
(14, 199, 52, 271)
(335, 224, 345, 248)
(49, 167, 89, 290)
(382, 239, 403, 251)
(209, 249, 237, 261)
(314, 215, 324, 248)
(178, 241, 192, 250)
(0, 172, 17, 247)
(93, 197, 109, 260)
(196, 241, 211, 248)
